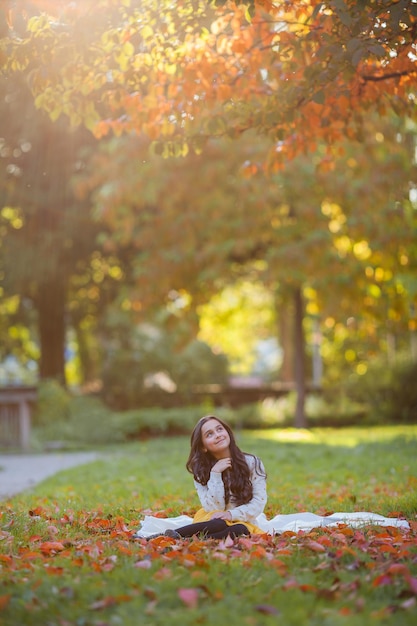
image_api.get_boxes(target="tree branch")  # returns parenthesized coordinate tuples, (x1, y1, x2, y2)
(361, 69, 416, 82)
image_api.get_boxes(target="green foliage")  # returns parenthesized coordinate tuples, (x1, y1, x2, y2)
(34, 395, 119, 446)
(173, 340, 229, 393)
(33, 379, 71, 426)
(197, 279, 278, 375)
(101, 320, 229, 410)
(232, 392, 366, 430)
(33, 389, 369, 449)
(33, 395, 234, 447)
(0, 71, 103, 383)
(346, 355, 417, 424)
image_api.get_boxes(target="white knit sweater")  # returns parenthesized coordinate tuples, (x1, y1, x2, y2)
(193, 454, 267, 523)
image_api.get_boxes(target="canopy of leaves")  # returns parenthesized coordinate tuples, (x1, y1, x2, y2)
(75, 113, 416, 327)
(1, 0, 416, 165)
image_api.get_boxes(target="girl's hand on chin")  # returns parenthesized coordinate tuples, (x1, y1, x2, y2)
(211, 458, 232, 473)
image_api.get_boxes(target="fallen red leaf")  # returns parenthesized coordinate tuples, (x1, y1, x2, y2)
(217, 536, 234, 549)
(255, 604, 280, 615)
(372, 574, 392, 587)
(0, 555, 12, 566)
(386, 563, 409, 576)
(134, 559, 152, 569)
(282, 578, 299, 590)
(153, 566, 172, 580)
(44, 566, 64, 576)
(408, 577, 417, 595)
(378, 545, 398, 554)
(250, 545, 267, 559)
(305, 540, 326, 553)
(178, 587, 199, 608)
(400, 597, 416, 610)
(89, 594, 131, 610)
(39, 541, 66, 555)
(19, 549, 42, 561)
(28, 507, 47, 518)
(339, 607, 352, 615)
(408, 520, 417, 533)
(89, 596, 117, 610)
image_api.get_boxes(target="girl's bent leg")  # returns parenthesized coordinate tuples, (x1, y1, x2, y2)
(210, 523, 250, 539)
(175, 519, 228, 538)
(175, 520, 250, 539)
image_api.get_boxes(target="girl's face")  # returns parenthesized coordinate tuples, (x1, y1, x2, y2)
(200, 418, 231, 459)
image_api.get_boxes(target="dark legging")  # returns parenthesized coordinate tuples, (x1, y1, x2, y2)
(175, 518, 250, 539)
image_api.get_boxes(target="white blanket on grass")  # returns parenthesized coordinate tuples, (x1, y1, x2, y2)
(135, 511, 410, 537)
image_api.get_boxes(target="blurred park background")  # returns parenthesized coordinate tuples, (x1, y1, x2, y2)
(0, 0, 416, 448)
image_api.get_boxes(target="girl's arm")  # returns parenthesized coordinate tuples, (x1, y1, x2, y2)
(194, 471, 226, 511)
(228, 456, 267, 523)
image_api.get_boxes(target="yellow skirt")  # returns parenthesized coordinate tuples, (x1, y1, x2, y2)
(193, 508, 266, 535)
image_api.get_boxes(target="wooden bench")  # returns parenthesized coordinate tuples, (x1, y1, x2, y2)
(0, 387, 37, 450)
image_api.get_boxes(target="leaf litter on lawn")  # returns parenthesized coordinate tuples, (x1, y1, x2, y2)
(1, 426, 417, 624)
(1, 503, 417, 625)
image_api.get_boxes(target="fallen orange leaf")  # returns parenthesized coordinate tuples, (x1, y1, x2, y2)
(89, 596, 117, 610)
(89, 594, 131, 610)
(305, 540, 326, 553)
(39, 541, 66, 555)
(0, 555, 12, 565)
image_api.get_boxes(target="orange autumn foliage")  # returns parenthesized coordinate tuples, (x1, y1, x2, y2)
(0, 1, 415, 164)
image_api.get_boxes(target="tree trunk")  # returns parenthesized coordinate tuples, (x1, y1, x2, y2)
(276, 292, 294, 383)
(37, 280, 67, 384)
(72, 314, 98, 385)
(293, 286, 307, 428)
(311, 316, 323, 388)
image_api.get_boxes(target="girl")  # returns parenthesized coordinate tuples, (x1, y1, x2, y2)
(136, 416, 409, 539)
(164, 415, 267, 539)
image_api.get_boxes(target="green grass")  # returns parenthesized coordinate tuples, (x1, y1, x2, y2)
(1, 425, 417, 626)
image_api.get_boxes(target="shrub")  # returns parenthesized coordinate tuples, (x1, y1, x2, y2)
(346, 354, 417, 424)
(33, 379, 71, 426)
(33, 395, 235, 447)
(101, 333, 229, 410)
(383, 357, 417, 423)
(33, 395, 119, 446)
(231, 392, 366, 429)
(173, 340, 229, 394)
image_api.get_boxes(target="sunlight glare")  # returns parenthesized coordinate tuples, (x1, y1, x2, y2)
(250, 429, 315, 443)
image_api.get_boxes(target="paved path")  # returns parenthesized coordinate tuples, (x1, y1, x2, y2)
(0, 452, 101, 500)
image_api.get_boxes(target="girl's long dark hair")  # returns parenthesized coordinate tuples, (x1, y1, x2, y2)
(186, 415, 266, 507)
